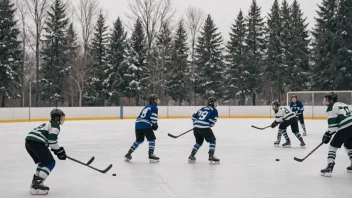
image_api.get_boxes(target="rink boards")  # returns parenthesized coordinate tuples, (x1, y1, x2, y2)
(0, 105, 347, 122)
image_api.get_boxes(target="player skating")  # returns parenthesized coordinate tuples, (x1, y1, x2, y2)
(320, 92, 352, 177)
(124, 94, 160, 163)
(271, 100, 306, 148)
(290, 95, 307, 136)
(25, 109, 66, 195)
(188, 97, 219, 164)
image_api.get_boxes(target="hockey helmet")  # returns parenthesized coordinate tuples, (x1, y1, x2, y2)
(208, 96, 218, 107)
(148, 94, 159, 105)
(291, 94, 298, 99)
(50, 109, 65, 125)
(271, 100, 280, 108)
(324, 91, 337, 104)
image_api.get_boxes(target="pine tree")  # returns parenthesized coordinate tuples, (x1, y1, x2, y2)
(124, 19, 148, 105)
(40, 0, 69, 106)
(167, 20, 190, 105)
(84, 13, 109, 106)
(195, 14, 225, 100)
(226, 10, 248, 105)
(287, 0, 310, 91)
(150, 22, 173, 99)
(104, 17, 128, 105)
(334, 0, 352, 90)
(245, 0, 265, 105)
(66, 23, 80, 106)
(265, 0, 283, 101)
(311, 0, 339, 90)
(0, 0, 22, 107)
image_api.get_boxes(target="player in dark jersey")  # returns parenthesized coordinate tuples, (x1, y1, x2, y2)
(124, 94, 160, 162)
(188, 97, 219, 164)
(290, 95, 307, 136)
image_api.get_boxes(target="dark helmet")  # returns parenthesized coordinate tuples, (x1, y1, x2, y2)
(208, 96, 217, 106)
(148, 94, 158, 104)
(325, 91, 337, 103)
(271, 100, 280, 107)
(291, 94, 298, 99)
(50, 109, 65, 122)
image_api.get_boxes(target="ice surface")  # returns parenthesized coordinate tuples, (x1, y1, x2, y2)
(1, 118, 352, 198)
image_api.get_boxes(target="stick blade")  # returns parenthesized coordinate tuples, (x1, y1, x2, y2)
(293, 157, 304, 162)
(99, 164, 113, 173)
(86, 157, 95, 165)
(167, 133, 178, 138)
(251, 125, 264, 130)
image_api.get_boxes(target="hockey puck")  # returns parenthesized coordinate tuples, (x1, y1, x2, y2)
(112, 173, 116, 176)
(276, 159, 280, 161)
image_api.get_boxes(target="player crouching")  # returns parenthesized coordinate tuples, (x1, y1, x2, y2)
(25, 109, 66, 195)
(271, 100, 306, 148)
(188, 97, 219, 164)
(320, 92, 352, 177)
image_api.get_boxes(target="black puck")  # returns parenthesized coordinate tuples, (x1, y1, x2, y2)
(276, 159, 280, 161)
(112, 173, 116, 176)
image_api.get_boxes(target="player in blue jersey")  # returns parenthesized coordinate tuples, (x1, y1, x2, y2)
(124, 94, 160, 162)
(290, 95, 307, 136)
(188, 97, 220, 164)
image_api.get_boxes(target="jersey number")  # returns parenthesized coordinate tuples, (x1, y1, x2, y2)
(343, 107, 351, 116)
(140, 108, 150, 118)
(284, 107, 290, 114)
(198, 111, 208, 120)
(34, 123, 46, 130)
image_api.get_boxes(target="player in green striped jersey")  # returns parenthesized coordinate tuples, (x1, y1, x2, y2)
(271, 100, 306, 148)
(25, 109, 66, 195)
(321, 92, 352, 177)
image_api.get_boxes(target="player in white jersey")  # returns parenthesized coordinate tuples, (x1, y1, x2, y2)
(271, 100, 306, 148)
(320, 92, 352, 177)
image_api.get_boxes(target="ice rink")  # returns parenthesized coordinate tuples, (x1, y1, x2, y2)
(1, 118, 352, 198)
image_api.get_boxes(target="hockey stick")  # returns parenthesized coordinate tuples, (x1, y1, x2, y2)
(67, 156, 113, 173)
(293, 142, 323, 162)
(294, 132, 336, 162)
(168, 128, 193, 138)
(251, 125, 271, 130)
(86, 156, 95, 165)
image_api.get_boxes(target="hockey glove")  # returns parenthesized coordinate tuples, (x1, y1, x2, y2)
(271, 121, 279, 128)
(52, 147, 66, 160)
(152, 123, 158, 131)
(322, 132, 333, 144)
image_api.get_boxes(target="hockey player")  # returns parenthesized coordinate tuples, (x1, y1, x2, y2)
(290, 95, 307, 136)
(320, 92, 352, 177)
(188, 96, 219, 164)
(124, 94, 159, 163)
(271, 100, 306, 148)
(25, 109, 66, 195)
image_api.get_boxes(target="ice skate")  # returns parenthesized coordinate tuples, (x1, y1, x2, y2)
(282, 139, 291, 148)
(274, 140, 280, 147)
(347, 162, 352, 173)
(148, 150, 159, 163)
(188, 155, 196, 163)
(321, 162, 335, 177)
(124, 152, 132, 162)
(30, 175, 49, 195)
(208, 155, 220, 165)
(299, 139, 306, 148)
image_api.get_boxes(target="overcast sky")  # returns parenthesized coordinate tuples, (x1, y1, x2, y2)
(95, 0, 322, 41)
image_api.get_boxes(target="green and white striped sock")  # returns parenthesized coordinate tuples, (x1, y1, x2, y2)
(328, 146, 338, 164)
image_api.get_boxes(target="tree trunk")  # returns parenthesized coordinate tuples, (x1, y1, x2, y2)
(36, 28, 40, 107)
(252, 92, 256, 106)
(1, 95, 5, 107)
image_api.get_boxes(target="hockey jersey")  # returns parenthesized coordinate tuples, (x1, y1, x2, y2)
(290, 100, 304, 115)
(25, 120, 61, 150)
(135, 104, 158, 129)
(274, 106, 296, 123)
(326, 102, 352, 133)
(192, 106, 218, 128)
